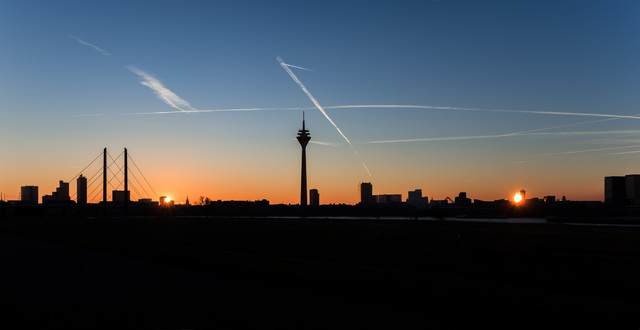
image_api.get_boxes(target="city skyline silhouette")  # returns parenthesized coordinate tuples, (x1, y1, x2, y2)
(2, 1, 639, 205)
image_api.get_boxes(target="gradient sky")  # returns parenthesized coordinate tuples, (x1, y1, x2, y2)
(1, 0, 639, 204)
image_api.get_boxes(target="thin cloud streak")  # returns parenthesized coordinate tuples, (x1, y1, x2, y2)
(69, 36, 111, 56)
(127, 66, 195, 112)
(276, 56, 372, 177)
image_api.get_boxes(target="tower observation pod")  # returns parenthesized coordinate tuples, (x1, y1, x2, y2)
(297, 113, 311, 207)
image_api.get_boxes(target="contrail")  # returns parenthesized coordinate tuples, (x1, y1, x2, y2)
(309, 141, 341, 147)
(609, 150, 640, 155)
(365, 130, 640, 144)
(539, 144, 640, 156)
(324, 104, 640, 120)
(70, 113, 105, 117)
(277, 56, 371, 176)
(126, 103, 640, 122)
(69, 35, 111, 56)
(128, 107, 285, 115)
(127, 66, 196, 112)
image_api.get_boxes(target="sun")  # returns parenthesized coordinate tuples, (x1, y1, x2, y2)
(514, 192, 523, 203)
(165, 196, 172, 203)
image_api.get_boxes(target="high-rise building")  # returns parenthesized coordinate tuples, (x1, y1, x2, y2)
(359, 182, 373, 205)
(626, 175, 640, 204)
(20, 186, 38, 204)
(297, 114, 311, 207)
(309, 189, 319, 206)
(77, 174, 87, 205)
(605, 176, 626, 206)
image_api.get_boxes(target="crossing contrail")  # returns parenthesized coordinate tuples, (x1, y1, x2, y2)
(276, 56, 371, 176)
(277, 57, 353, 146)
(282, 63, 313, 71)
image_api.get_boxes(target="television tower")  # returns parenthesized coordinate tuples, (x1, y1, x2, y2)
(297, 113, 311, 207)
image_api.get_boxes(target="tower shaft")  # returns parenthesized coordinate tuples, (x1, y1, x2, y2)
(300, 147, 307, 206)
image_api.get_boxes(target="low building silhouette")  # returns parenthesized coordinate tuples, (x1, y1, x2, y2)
(375, 194, 402, 204)
(112, 190, 130, 202)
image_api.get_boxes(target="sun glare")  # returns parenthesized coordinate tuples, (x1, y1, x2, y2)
(514, 192, 523, 203)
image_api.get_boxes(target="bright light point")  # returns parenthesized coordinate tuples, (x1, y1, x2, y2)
(165, 196, 172, 203)
(514, 192, 523, 203)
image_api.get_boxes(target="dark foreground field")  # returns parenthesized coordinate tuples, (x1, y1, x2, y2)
(1, 216, 639, 329)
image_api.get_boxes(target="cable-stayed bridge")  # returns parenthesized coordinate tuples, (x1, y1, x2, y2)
(67, 148, 158, 204)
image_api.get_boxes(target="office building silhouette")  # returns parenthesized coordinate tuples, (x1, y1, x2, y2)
(297, 114, 311, 207)
(77, 175, 87, 205)
(407, 189, 428, 209)
(309, 189, 319, 206)
(455, 192, 471, 206)
(42, 180, 70, 204)
(112, 190, 130, 203)
(605, 176, 626, 206)
(359, 182, 373, 205)
(20, 186, 38, 204)
(626, 175, 640, 205)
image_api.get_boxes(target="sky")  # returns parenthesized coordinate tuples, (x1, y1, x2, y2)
(1, 0, 640, 204)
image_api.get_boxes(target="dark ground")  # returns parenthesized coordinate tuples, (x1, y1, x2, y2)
(1, 216, 639, 329)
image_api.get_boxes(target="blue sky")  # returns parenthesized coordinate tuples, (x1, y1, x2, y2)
(1, 0, 639, 204)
